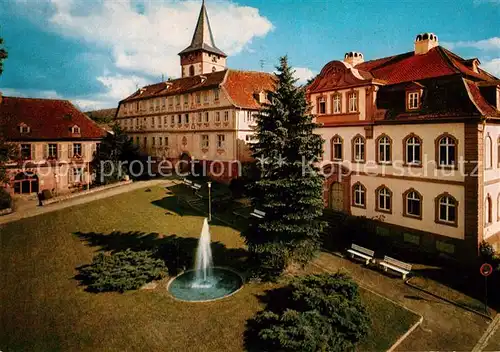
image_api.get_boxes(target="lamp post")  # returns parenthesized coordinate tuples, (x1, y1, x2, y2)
(207, 181, 212, 222)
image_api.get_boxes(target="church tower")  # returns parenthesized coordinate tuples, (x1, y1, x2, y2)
(178, 0, 227, 78)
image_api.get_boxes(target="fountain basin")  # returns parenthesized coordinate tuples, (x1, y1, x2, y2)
(167, 267, 243, 302)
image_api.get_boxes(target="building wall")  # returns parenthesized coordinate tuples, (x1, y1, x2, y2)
(310, 86, 369, 122)
(319, 122, 467, 241)
(483, 123, 500, 246)
(6, 140, 99, 195)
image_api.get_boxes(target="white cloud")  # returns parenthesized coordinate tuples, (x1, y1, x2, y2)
(293, 67, 316, 84)
(481, 58, 500, 77)
(11, 0, 273, 110)
(19, 0, 273, 79)
(443, 37, 500, 51)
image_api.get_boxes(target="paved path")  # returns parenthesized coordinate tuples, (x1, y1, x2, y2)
(313, 252, 490, 351)
(472, 313, 500, 352)
(0, 179, 172, 226)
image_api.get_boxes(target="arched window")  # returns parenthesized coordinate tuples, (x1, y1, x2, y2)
(376, 186, 392, 213)
(352, 135, 365, 163)
(485, 135, 492, 169)
(404, 134, 422, 165)
(189, 65, 195, 77)
(437, 134, 457, 167)
(317, 96, 326, 114)
(403, 189, 422, 219)
(377, 134, 392, 164)
(331, 135, 343, 161)
(486, 195, 492, 225)
(352, 182, 366, 208)
(435, 193, 458, 226)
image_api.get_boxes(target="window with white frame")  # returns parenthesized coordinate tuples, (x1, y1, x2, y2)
(204, 112, 209, 122)
(224, 111, 229, 122)
(405, 135, 422, 165)
(332, 136, 343, 160)
(217, 134, 225, 149)
(438, 195, 457, 224)
(438, 135, 456, 167)
(19, 124, 30, 133)
(201, 135, 209, 149)
(407, 92, 420, 110)
(185, 114, 189, 124)
(377, 187, 392, 212)
(405, 190, 422, 218)
(318, 97, 326, 114)
(73, 143, 82, 157)
(378, 135, 391, 164)
(168, 96, 174, 108)
(196, 92, 201, 104)
(197, 112, 202, 123)
(183, 94, 189, 106)
(48, 144, 58, 158)
(151, 117, 155, 128)
(72, 167, 84, 183)
(485, 135, 492, 169)
(214, 89, 220, 101)
(175, 95, 180, 106)
(204, 91, 209, 103)
(348, 91, 358, 112)
(159, 137, 163, 146)
(353, 136, 365, 162)
(215, 112, 221, 122)
(353, 183, 365, 207)
(177, 115, 182, 124)
(71, 125, 80, 134)
(20, 144, 31, 159)
(171, 115, 175, 124)
(333, 93, 341, 114)
(152, 137, 156, 146)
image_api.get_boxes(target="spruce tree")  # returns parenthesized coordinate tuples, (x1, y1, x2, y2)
(242, 56, 325, 277)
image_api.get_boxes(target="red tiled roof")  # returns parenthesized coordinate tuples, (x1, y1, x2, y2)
(121, 69, 275, 110)
(356, 47, 498, 85)
(0, 96, 107, 140)
(223, 70, 276, 109)
(464, 79, 500, 117)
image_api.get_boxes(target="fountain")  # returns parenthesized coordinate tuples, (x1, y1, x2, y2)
(167, 218, 243, 302)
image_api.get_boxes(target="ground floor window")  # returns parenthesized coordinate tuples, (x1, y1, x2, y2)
(12, 172, 39, 194)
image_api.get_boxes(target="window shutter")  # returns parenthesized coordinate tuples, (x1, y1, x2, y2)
(81, 144, 86, 159)
(68, 168, 74, 184)
(31, 144, 36, 160)
(68, 143, 73, 158)
(57, 144, 62, 160)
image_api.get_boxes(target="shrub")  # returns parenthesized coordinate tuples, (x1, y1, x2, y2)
(246, 272, 370, 352)
(78, 249, 167, 292)
(0, 187, 12, 210)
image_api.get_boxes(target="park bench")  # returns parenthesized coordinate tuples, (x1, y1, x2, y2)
(346, 243, 375, 265)
(379, 256, 412, 280)
(250, 209, 265, 219)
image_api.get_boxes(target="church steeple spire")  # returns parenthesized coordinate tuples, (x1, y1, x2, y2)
(179, 0, 227, 77)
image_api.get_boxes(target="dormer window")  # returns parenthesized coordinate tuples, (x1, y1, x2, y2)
(71, 125, 81, 134)
(318, 97, 326, 114)
(407, 91, 420, 110)
(19, 123, 30, 134)
(348, 91, 358, 112)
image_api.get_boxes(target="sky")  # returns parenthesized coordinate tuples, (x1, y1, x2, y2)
(0, 0, 499, 111)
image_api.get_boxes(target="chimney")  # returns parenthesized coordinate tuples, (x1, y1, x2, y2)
(414, 33, 439, 55)
(343, 51, 364, 67)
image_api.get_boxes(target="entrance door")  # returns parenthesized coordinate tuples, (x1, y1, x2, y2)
(329, 182, 344, 212)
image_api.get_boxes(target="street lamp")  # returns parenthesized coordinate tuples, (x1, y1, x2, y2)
(207, 181, 212, 222)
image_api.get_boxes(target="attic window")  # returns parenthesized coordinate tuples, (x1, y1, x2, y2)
(19, 123, 30, 134)
(71, 125, 81, 134)
(407, 91, 420, 110)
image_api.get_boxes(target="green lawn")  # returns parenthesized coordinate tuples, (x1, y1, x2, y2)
(1, 185, 419, 351)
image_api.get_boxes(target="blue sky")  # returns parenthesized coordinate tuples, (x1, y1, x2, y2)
(0, 0, 499, 110)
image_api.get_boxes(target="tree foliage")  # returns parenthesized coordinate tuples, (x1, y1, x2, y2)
(241, 56, 325, 278)
(246, 273, 370, 352)
(77, 249, 167, 293)
(91, 124, 141, 184)
(0, 35, 7, 76)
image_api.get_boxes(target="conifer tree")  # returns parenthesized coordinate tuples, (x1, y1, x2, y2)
(242, 56, 325, 277)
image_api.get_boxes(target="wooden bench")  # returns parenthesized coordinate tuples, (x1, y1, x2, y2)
(347, 244, 375, 265)
(250, 209, 265, 219)
(379, 256, 412, 279)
